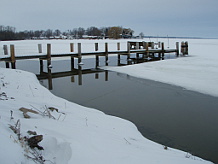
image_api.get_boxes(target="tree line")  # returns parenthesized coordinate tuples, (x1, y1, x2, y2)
(0, 25, 137, 41)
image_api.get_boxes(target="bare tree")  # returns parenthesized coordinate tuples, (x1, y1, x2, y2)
(139, 32, 144, 39)
(108, 26, 123, 39)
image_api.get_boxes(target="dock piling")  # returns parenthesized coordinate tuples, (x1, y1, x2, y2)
(161, 42, 165, 59)
(38, 44, 42, 53)
(105, 43, 108, 66)
(95, 43, 99, 68)
(10, 45, 16, 69)
(3, 45, 10, 68)
(47, 44, 51, 68)
(176, 42, 179, 57)
(70, 43, 75, 70)
(78, 43, 82, 65)
(117, 42, 121, 65)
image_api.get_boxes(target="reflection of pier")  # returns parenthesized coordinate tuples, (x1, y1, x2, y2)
(37, 67, 108, 90)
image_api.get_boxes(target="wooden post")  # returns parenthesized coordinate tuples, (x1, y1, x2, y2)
(136, 42, 139, 49)
(117, 42, 121, 65)
(48, 69, 53, 90)
(161, 42, 165, 59)
(70, 43, 74, 52)
(117, 42, 120, 51)
(95, 43, 98, 51)
(142, 41, 146, 59)
(38, 44, 42, 53)
(77, 43, 82, 65)
(78, 66, 82, 85)
(176, 42, 179, 57)
(127, 42, 131, 65)
(136, 42, 140, 60)
(39, 59, 43, 73)
(95, 43, 99, 68)
(70, 43, 74, 70)
(3, 45, 10, 68)
(10, 45, 16, 69)
(145, 42, 149, 58)
(47, 44, 51, 69)
(105, 70, 108, 81)
(95, 73, 99, 79)
(158, 42, 161, 48)
(185, 41, 189, 55)
(105, 42, 108, 66)
(71, 76, 75, 83)
(151, 42, 155, 58)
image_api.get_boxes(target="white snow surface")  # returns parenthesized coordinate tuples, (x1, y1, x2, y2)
(0, 39, 216, 163)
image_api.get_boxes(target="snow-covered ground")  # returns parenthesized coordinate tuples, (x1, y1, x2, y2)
(0, 39, 216, 164)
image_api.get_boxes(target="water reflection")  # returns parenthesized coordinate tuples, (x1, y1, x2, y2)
(37, 66, 108, 89)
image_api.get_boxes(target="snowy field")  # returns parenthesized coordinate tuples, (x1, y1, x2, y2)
(0, 38, 216, 164)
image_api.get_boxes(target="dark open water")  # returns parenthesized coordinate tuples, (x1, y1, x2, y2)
(1, 55, 218, 163)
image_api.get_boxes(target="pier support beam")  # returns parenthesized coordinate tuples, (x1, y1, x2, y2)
(78, 66, 82, 85)
(70, 43, 75, 70)
(151, 42, 155, 58)
(127, 42, 131, 65)
(161, 42, 165, 59)
(3, 45, 10, 68)
(95, 43, 99, 68)
(39, 59, 44, 73)
(38, 44, 42, 53)
(10, 45, 16, 69)
(47, 44, 52, 69)
(117, 42, 121, 65)
(176, 42, 179, 57)
(136, 42, 139, 60)
(77, 43, 82, 66)
(145, 42, 149, 58)
(105, 43, 108, 66)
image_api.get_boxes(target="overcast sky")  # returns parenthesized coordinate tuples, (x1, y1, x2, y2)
(1, 0, 218, 38)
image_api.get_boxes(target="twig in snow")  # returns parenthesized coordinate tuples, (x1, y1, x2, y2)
(9, 119, 21, 140)
(85, 117, 88, 127)
(124, 138, 131, 145)
(29, 85, 35, 97)
(10, 110, 14, 120)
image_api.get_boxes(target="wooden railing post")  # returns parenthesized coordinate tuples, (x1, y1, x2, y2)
(3, 45, 10, 68)
(10, 45, 16, 69)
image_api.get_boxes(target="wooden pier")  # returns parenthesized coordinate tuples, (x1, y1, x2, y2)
(1, 41, 184, 71)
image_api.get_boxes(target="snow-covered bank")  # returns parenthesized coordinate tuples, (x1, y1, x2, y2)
(104, 39, 218, 97)
(0, 68, 213, 163)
